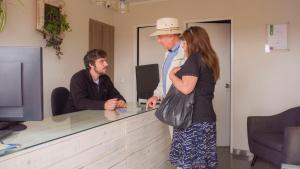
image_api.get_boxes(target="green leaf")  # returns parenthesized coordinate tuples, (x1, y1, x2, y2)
(0, 7, 6, 32)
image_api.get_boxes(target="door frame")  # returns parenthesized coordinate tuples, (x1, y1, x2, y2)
(136, 25, 155, 66)
(133, 24, 156, 102)
(184, 18, 234, 152)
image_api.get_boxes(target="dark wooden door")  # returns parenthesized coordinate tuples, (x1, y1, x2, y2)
(89, 19, 114, 80)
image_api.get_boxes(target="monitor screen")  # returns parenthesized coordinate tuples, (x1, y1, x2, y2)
(135, 64, 159, 100)
(0, 47, 43, 122)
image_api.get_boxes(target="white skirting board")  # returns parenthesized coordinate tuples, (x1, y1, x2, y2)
(282, 164, 300, 169)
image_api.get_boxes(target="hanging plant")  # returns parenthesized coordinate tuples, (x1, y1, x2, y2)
(42, 3, 71, 58)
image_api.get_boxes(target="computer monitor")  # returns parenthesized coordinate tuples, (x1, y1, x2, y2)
(135, 64, 160, 101)
(0, 47, 43, 131)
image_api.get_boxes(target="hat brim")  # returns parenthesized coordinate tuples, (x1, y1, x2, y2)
(150, 29, 182, 37)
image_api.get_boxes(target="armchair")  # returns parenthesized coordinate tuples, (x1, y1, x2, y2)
(247, 106, 300, 167)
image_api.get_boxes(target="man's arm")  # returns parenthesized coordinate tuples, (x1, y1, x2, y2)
(70, 75, 105, 110)
(153, 79, 163, 100)
(107, 76, 126, 102)
(146, 80, 162, 109)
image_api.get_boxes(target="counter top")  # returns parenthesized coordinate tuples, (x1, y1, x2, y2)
(1, 102, 154, 157)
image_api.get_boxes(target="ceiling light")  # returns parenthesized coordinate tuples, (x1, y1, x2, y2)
(119, 0, 129, 14)
(92, 0, 129, 14)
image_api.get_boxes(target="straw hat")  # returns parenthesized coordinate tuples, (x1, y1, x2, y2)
(150, 17, 182, 37)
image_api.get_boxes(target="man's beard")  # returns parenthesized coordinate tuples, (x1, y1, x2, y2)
(94, 67, 107, 75)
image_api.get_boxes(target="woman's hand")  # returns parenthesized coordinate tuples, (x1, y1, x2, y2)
(170, 67, 181, 77)
(170, 67, 181, 82)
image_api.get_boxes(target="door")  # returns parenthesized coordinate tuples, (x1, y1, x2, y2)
(137, 26, 165, 102)
(89, 19, 114, 80)
(137, 26, 165, 72)
(187, 22, 231, 146)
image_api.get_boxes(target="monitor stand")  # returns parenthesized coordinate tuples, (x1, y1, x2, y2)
(8, 123, 27, 131)
(0, 121, 27, 131)
(137, 99, 147, 105)
(0, 121, 27, 140)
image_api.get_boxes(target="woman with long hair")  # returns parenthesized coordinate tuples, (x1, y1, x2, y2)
(169, 26, 220, 169)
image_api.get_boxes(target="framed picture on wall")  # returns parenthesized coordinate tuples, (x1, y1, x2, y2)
(36, 0, 65, 32)
(266, 23, 289, 52)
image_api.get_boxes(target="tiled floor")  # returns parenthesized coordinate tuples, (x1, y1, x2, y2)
(167, 147, 279, 169)
(218, 147, 279, 169)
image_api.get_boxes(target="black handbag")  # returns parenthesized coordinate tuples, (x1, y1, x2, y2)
(155, 85, 194, 129)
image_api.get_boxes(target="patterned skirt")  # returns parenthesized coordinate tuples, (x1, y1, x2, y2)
(169, 122, 217, 169)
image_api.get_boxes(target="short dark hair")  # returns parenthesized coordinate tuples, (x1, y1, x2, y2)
(83, 49, 107, 69)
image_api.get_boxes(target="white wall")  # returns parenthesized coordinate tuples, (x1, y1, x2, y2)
(0, 0, 114, 117)
(113, 0, 300, 151)
(232, 0, 300, 151)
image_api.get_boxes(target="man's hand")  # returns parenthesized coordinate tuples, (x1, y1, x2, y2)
(146, 96, 158, 109)
(116, 100, 127, 108)
(104, 98, 118, 110)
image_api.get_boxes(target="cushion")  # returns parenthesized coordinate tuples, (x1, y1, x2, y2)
(252, 133, 283, 152)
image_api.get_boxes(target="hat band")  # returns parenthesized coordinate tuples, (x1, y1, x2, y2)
(156, 27, 181, 31)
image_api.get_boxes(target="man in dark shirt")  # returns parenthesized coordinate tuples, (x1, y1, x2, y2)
(64, 49, 126, 113)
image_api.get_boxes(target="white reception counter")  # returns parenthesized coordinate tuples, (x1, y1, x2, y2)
(0, 103, 172, 169)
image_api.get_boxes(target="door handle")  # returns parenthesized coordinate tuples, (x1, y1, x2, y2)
(225, 83, 231, 88)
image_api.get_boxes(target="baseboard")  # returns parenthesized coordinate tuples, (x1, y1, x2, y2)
(232, 148, 254, 161)
(281, 164, 300, 169)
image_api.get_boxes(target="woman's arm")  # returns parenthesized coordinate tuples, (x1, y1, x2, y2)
(169, 67, 198, 95)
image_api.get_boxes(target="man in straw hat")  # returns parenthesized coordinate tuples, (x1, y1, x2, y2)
(146, 17, 186, 109)
(146, 18, 186, 143)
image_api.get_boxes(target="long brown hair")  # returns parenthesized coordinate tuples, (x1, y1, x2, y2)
(182, 26, 220, 81)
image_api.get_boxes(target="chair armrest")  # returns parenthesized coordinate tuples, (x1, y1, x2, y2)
(282, 127, 300, 165)
(247, 115, 282, 135)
